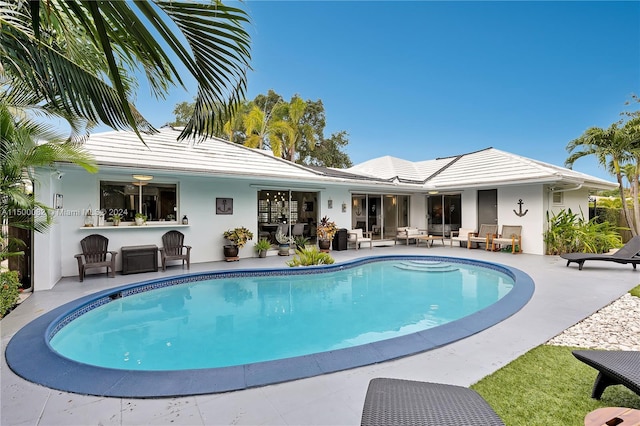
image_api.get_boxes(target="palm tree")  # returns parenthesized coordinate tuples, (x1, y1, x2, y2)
(279, 96, 316, 162)
(0, 0, 251, 140)
(566, 123, 637, 236)
(243, 102, 291, 157)
(0, 102, 97, 262)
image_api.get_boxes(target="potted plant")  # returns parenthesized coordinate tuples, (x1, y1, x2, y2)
(223, 227, 254, 260)
(254, 238, 272, 258)
(111, 213, 122, 226)
(293, 235, 310, 251)
(134, 213, 147, 226)
(275, 228, 293, 256)
(317, 216, 337, 251)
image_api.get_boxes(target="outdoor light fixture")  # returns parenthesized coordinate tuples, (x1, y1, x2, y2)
(132, 174, 154, 215)
(132, 174, 153, 181)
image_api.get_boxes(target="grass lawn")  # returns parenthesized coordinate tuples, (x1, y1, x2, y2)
(471, 345, 640, 425)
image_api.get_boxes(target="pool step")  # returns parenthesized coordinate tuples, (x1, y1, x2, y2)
(395, 262, 459, 272)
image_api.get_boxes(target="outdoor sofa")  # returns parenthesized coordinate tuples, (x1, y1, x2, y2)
(395, 227, 423, 245)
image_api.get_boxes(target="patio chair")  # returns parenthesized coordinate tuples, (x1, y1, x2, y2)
(361, 378, 505, 426)
(572, 350, 640, 399)
(292, 223, 305, 238)
(348, 228, 372, 250)
(159, 230, 191, 271)
(74, 234, 117, 282)
(491, 225, 522, 253)
(467, 224, 498, 250)
(450, 228, 475, 247)
(560, 236, 640, 270)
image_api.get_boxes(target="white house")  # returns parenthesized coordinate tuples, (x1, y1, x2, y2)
(30, 126, 616, 290)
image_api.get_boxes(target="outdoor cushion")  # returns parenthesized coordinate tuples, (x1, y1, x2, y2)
(348, 228, 372, 250)
(468, 224, 498, 250)
(451, 228, 475, 247)
(395, 227, 422, 245)
(491, 225, 522, 253)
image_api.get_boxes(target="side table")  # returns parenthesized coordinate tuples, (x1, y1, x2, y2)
(585, 407, 640, 426)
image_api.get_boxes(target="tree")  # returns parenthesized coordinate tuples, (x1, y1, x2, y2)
(243, 103, 289, 157)
(0, 102, 97, 262)
(566, 98, 640, 236)
(1, 0, 251, 140)
(170, 101, 196, 127)
(302, 131, 353, 168)
(278, 95, 316, 162)
(169, 90, 353, 165)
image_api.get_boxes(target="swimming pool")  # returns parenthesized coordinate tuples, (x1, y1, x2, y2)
(6, 255, 534, 398)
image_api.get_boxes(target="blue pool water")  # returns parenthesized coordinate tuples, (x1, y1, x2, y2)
(49, 259, 514, 371)
(7, 256, 534, 397)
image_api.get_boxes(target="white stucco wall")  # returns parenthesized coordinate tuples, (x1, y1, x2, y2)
(33, 163, 598, 290)
(34, 167, 359, 290)
(497, 185, 544, 255)
(33, 171, 63, 291)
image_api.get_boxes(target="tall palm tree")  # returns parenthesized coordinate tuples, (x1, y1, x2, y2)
(243, 103, 290, 157)
(279, 96, 316, 162)
(566, 123, 637, 236)
(0, 0, 251, 140)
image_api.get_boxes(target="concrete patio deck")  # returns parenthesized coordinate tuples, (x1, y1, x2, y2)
(2, 244, 638, 425)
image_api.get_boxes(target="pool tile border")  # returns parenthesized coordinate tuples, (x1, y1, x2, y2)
(5, 255, 534, 398)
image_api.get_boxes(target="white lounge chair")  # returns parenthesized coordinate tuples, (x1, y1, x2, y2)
(348, 228, 372, 250)
(450, 228, 475, 247)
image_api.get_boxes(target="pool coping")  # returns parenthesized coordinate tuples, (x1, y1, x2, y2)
(5, 255, 534, 398)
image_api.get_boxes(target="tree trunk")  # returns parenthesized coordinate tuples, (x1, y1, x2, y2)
(617, 173, 637, 236)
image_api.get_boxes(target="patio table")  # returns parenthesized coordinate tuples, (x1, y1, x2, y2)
(584, 407, 640, 425)
(416, 235, 445, 248)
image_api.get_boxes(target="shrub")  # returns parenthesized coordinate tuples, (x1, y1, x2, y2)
(0, 270, 21, 318)
(544, 208, 622, 255)
(287, 246, 335, 266)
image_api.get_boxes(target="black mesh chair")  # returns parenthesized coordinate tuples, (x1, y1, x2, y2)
(361, 378, 504, 426)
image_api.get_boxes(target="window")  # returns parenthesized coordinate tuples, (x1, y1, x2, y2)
(552, 191, 563, 205)
(100, 181, 177, 222)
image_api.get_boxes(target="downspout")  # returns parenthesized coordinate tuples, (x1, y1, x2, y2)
(550, 184, 583, 193)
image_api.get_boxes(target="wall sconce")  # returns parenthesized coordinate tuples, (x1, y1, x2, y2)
(328, 198, 333, 209)
(342, 202, 347, 213)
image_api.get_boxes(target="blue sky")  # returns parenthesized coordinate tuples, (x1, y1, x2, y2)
(132, 1, 639, 182)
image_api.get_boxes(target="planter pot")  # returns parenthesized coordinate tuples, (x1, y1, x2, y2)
(278, 244, 290, 256)
(135, 217, 145, 226)
(258, 249, 267, 258)
(318, 239, 331, 251)
(223, 245, 239, 258)
(113, 220, 120, 227)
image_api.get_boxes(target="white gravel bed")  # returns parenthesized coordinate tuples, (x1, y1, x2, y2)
(546, 293, 640, 351)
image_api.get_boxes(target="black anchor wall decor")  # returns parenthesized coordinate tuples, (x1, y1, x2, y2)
(514, 199, 528, 217)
